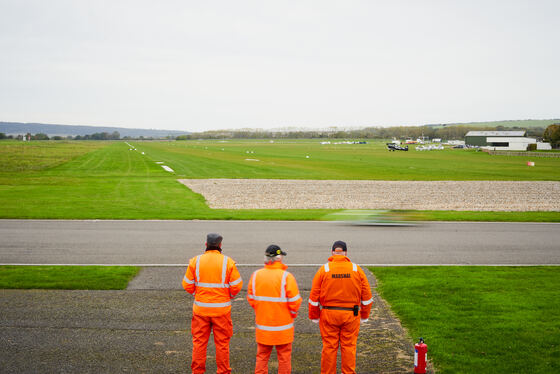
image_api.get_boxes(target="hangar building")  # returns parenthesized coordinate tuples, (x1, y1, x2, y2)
(465, 131, 526, 146)
(465, 130, 552, 151)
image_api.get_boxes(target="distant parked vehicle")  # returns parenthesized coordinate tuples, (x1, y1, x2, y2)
(452, 144, 465, 149)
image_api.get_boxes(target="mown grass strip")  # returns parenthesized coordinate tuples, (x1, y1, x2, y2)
(0, 140, 108, 173)
(369, 266, 560, 374)
(0, 265, 140, 290)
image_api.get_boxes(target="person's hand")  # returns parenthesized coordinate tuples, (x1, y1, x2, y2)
(360, 318, 368, 324)
(311, 319, 319, 324)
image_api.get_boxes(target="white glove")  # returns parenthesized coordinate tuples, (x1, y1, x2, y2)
(360, 318, 368, 324)
(311, 319, 319, 324)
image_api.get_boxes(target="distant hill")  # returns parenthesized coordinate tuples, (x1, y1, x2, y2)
(426, 119, 559, 129)
(0, 122, 190, 138)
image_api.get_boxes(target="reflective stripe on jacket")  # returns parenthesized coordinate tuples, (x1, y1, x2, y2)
(182, 249, 243, 317)
(247, 261, 302, 345)
(308, 255, 373, 320)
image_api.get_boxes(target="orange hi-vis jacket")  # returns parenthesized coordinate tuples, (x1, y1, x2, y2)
(183, 249, 243, 317)
(247, 261, 302, 345)
(308, 255, 373, 320)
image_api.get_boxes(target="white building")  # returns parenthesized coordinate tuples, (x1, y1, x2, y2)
(465, 130, 552, 151)
(483, 137, 552, 151)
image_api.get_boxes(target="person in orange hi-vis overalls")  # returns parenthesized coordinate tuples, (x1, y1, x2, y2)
(182, 233, 243, 374)
(308, 240, 373, 374)
(247, 244, 302, 374)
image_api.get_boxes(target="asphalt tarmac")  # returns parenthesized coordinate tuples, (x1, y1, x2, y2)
(1, 219, 559, 265)
(1, 219, 557, 373)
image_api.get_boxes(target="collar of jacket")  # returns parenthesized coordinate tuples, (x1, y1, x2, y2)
(204, 249, 222, 254)
(264, 261, 288, 270)
(328, 255, 350, 262)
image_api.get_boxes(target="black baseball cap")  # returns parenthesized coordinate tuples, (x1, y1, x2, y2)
(332, 240, 347, 252)
(265, 244, 287, 257)
(206, 233, 223, 246)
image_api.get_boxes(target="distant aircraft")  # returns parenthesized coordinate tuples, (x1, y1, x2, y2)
(386, 143, 409, 151)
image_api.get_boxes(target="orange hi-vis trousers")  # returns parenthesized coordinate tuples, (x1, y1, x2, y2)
(191, 313, 233, 374)
(255, 342, 292, 374)
(319, 309, 361, 374)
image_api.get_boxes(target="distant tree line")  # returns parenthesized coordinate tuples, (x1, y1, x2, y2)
(0, 131, 121, 141)
(74, 131, 120, 140)
(176, 125, 547, 141)
(0, 132, 180, 141)
(2, 124, 556, 146)
(0, 132, 51, 140)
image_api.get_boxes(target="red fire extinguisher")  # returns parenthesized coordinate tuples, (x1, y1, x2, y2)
(414, 337, 428, 374)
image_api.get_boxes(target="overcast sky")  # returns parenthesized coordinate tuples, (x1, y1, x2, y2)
(1, 0, 558, 132)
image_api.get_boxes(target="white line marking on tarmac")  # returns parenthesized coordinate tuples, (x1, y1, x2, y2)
(2, 219, 557, 224)
(2, 263, 559, 267)
(161, 165, 174, 172)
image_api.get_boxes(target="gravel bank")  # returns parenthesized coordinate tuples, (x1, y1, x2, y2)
(179, 179, 560, 211)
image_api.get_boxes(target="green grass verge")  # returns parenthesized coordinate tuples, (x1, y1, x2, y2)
(0, 265, 141, 290)
(369, 266, 560, 374)
(416, 210, 560, 222)
(0, 140, 558, 221)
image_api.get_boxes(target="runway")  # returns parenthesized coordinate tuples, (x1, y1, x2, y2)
(1, 219, 559, 265)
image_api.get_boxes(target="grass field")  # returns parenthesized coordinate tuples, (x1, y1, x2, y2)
(0, 139, 559, 220)
(370, 266, 560, 374)
(0, 265, 140, 290)
(139, 139, 560, 180)
(0, 140, 107, 172)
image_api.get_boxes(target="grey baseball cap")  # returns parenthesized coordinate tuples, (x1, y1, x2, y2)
(206, 233, 223, 246)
